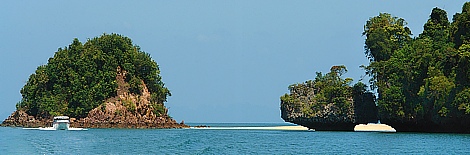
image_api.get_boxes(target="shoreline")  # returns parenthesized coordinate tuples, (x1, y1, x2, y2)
(1, 110, 189, 129)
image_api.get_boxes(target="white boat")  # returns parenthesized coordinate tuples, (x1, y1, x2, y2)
(52, 116, 70, 130)
(23, 116, 87, 131)
(354, 120, 396, 133)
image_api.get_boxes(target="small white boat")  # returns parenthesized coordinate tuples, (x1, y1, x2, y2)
(354, 120, 396, 133)
(23, 116, 87, 131)
(52, 116, 70, 130)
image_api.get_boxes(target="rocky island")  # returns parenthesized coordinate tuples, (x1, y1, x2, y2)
(280, 65, 377, 131)
(281, 3, 470, 133)
(2, 34, 187, 129)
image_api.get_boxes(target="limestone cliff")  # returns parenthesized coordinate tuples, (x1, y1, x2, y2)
(280, 67, 378, 131)
(281, 89, 377, 131)
(70, 66, 186, 128)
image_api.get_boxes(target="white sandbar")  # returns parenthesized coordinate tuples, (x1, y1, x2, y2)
(191, 125, 312, 131)
(354, 123, 396, 133)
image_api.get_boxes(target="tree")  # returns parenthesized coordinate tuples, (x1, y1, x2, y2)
(421, 7, 450, 42)
(363, 13, 412, 62)
(451, 2, 470, 48)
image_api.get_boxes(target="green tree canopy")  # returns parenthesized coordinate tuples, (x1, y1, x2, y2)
(363, 2, 470, 128)
(363, 13, 412, 62)
(281, 65, 354, 117)
(17, 33, 170, 118)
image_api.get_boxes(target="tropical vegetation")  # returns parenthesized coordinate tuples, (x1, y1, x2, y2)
(281, 2, 470, 131)
(16, 34, 170, 118)
(363, 3, 470, 125)
(280, 65, 360, 118)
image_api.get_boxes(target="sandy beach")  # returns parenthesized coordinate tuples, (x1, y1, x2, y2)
(354, 123, 396, 132)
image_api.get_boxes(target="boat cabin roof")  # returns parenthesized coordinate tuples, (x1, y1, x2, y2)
(53, 116, 70, 120)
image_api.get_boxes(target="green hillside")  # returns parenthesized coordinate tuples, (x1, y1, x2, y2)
(16, 34, 170, 118)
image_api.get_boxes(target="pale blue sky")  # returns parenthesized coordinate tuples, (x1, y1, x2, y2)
(1, 1, 468, 123)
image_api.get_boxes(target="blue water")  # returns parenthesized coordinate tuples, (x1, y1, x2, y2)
(1, 123, 470, 154)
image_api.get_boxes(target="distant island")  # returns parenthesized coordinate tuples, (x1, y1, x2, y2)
(281, 2, 470, 133)
(2, 34, 187, 128)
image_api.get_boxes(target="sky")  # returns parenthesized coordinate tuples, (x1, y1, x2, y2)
(1, 1, 468, 123)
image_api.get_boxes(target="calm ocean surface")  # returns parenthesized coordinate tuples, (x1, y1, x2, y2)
(1, 123, 469, 154)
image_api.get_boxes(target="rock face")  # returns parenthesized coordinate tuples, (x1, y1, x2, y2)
(1, 110, 52, 128)
(281, 90, 377, 131)
(281, 102, 356, 131)
(2, 67, 187, 129)
(380, 117, 470, 133)
(353, 92, 378, 124)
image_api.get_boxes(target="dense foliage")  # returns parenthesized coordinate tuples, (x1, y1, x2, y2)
(280, 65, 357, 117)
(363, 3, 470, 125)
(17, 34, 170, 118)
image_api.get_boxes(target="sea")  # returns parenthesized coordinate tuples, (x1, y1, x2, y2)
(1, 122, 469, 154)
